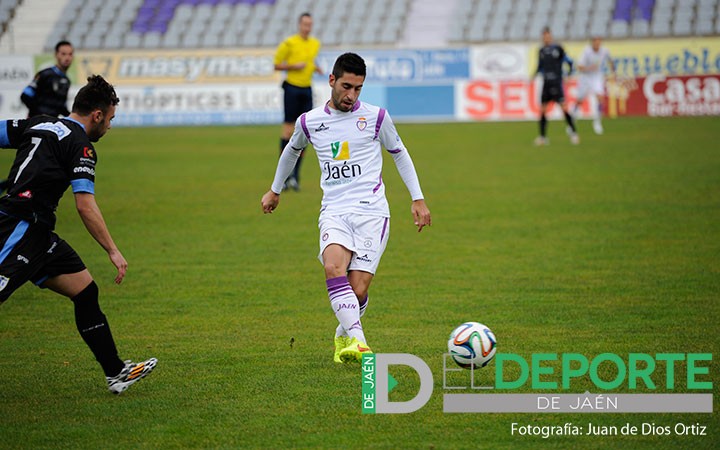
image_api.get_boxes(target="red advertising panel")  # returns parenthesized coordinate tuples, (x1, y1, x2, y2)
(615, 74, 720, 117)
(456, 79, 593, 121)
(457, 75, 720, 121)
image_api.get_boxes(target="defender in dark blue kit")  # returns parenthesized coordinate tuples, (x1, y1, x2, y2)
(534, 27, 579, 146)
(0, 75, 156, 395)
(20, 40, 74, 118)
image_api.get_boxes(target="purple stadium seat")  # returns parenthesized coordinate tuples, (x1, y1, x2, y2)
(613, 0, 634, 22)
(636, 0, 655, 20)
(132, 0, 275, 35)
(156, 9, 175, 20)
(149, 21, 169, 33)
(132, 22, 152, 33)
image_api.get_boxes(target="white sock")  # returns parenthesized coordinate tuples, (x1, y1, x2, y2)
(335, 294, 369, 338)
(327, 276, 366, 342)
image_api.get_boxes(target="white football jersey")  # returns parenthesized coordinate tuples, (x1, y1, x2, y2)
(579, 45, 612, 79)
(285, 100, 423, 218)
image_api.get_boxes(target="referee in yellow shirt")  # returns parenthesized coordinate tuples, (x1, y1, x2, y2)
(274, 12, 322, 191)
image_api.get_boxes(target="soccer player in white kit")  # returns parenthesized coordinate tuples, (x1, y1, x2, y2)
(261, 53, 431, 363)
(574, 37, 615, 135)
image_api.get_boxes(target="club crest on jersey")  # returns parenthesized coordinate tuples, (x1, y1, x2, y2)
(331, 141, 350, 160)
(83, 147, 95, 158)
(356, 117, 367, 131)
(0, 276, 9, 292)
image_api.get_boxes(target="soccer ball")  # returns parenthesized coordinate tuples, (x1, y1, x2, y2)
(447, 322, 497, 369)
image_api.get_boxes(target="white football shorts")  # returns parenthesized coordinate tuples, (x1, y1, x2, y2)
(318, 214, 390, 274)
(576, 75, 605, 99)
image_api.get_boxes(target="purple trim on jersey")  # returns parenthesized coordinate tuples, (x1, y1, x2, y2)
(380, 217, 389, 242)
(386, 148, 402, 154)
(300, 113, 312, 144)
(323, 101, 361, 114)
(374, 108, 386, 140)
(372, 174, 383, 194)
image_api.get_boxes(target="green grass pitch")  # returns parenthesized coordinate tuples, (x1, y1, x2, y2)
(0, 116, 718, 449)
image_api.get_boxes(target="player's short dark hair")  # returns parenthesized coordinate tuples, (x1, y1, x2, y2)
(299, 12, 311, 21)
(542, 26, 551, 34)
(332, 53, 366, 79)
(72, 75, 120, 115)
(55, 40, 72, 53)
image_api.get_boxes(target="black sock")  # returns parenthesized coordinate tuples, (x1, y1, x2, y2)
(564, 111, 576, 133)
(72, 281, 124, 377)
(540, 114, 547, 137)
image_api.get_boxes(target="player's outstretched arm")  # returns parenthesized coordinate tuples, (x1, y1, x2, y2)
(261, 190, 280, 214)
(74, 192, 127, 284)
(262, 118, 307, 214)
(378, 111, 430, 233)
(411, 199, 431, 232)
(261, 144, 300, 214)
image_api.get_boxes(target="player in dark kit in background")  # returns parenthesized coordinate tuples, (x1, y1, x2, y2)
(0, 75, 157, 395)
(10, 42, 75, 193)
(533, 27, 579, 146)
(21, 40, 74, 118)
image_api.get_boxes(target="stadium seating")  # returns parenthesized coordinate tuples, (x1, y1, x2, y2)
(0, 0, 714, 52)
(450, 0, 718, 44)
(41, 0, 409, 51)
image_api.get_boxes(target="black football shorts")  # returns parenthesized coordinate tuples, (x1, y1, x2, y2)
(0, 213, 86, 303)
(282, 81, 313, 123)
(541, 81, 566, 104)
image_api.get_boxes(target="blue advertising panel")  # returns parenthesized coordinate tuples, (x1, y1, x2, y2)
(316, 49, 469, 84)
(385, 85, 455, 119)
